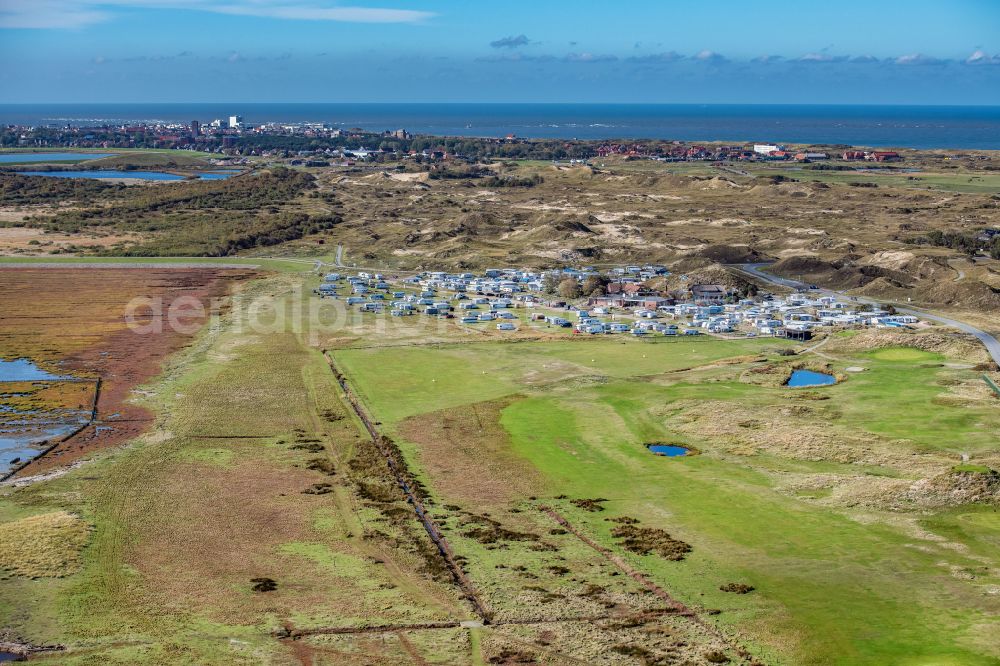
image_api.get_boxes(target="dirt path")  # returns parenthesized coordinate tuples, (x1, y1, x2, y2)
(396, 631, 431, 666)
(948, 258, 968, 282)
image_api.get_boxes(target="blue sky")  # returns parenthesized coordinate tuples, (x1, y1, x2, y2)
(2, 0, 999, 103)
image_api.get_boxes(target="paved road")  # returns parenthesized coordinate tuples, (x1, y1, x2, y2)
(734, 263, 1000, 367)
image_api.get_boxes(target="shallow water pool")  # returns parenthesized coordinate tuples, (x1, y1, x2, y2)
(647, 444, 690, 457)
(787, 369, 836, 387)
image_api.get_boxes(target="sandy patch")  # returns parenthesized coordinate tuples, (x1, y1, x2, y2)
(388, 172, 429, 183)
(0, 226, 138, 254)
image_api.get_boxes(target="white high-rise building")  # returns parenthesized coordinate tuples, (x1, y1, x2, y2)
(228, 115, 244, 129)
(753, 143, 782, 155)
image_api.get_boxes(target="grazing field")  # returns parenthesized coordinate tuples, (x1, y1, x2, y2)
(1, 268, 998, 664)
(0, 273, 473, 664)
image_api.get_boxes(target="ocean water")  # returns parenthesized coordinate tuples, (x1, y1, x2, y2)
(0, 152, 113, 163)
(1, 104, 999, 149)
(18, 170, 233, 180)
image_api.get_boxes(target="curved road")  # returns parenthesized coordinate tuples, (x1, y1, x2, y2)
(734, 263, 1000, 367)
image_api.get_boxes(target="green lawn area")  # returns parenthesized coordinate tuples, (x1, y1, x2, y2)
(499, 387, 998, 665)
(336, 336, 791, 425)
(342, 335, 1000, 665)
(834, 349, 1000, 454)
(751, 164, 1000, 194)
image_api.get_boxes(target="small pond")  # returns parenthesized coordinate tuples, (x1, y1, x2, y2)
(0, 358, 70, 382)
(0, 652, 25, 662)
(17, 170, 233, 181)
(787, 369, 836, 387)
(0, 152, 114, 163)
(647, 444, 690, 457)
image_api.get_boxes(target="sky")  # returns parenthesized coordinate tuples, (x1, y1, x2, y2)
(1, 0, 999, 104)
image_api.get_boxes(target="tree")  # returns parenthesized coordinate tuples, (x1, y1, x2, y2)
(581, 275, 609, 296)
(558, 278, 582, 300)
(541, 273, 561, 294)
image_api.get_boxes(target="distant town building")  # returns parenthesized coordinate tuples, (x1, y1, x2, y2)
(753, 143, 783, 155)
(190, 120, 200, 137)
(228, 115, 243, 129)
(690, 284, 729, 303)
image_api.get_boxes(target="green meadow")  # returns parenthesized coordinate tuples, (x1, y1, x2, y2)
(2, 269, 997, 664)
(337, 335, 1000, 665)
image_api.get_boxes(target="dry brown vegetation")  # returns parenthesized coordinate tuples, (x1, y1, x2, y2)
(397, 399, 542, 506)
(0, 267, 254, 473)
(243, 158, 1000, 315)
(607, 518, 692, 561)
(0, 511, 91, 578)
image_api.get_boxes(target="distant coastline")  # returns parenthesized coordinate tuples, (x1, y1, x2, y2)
(2, 103, 1000, 150)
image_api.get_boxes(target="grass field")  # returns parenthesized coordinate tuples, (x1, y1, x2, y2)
(2, 269, 998, 664)
(0, 273, 470, 663)
(337, 331, 1000, 665)
(751, 165, 1000, 194)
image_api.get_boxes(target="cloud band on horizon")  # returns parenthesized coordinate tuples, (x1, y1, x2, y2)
(0, 0, 434, 29)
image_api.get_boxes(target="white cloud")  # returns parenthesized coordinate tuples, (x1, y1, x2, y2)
(564, 52, 617, 63)
(210, 4, 433, 23)
(0, 0, 108, 28)
(693, 50, 726, 63)
(966, 49, 1000, 65)
(796, 53, 848, 63)
(894, 53, 946, 66)
(0, 0, 434, 29)
(626, 51, 685, 64)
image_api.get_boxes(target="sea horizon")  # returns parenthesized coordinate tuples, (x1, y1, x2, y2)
(3, 103, 1000, 150)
